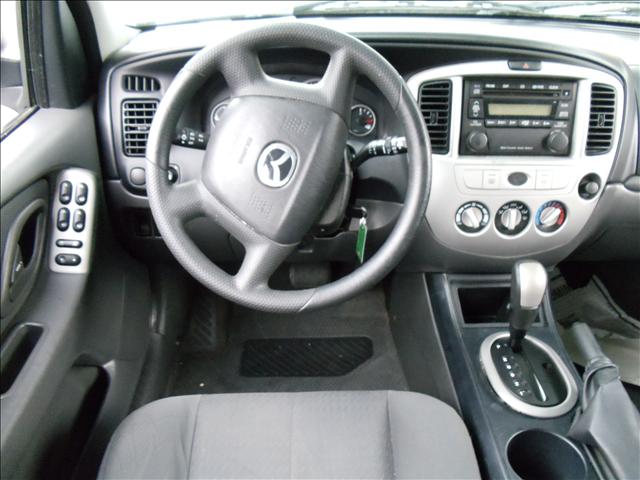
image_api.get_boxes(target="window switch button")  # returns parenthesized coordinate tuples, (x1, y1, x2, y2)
(57, 208, 70, 231)
(59, 181, 72, 204)
(76, 183, 88, 205)
(73, 209, 86, 232)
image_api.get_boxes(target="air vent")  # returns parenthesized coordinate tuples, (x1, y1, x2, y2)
(418, 80, 452, 154)
(122, 100, 158, 156)
(122, 75, 160, 92)
(586, 83, 616, 155)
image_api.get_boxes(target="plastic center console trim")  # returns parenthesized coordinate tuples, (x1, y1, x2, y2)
(480, 331, 578, 418)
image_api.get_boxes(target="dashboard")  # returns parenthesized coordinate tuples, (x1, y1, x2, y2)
(98, 16, 640, 271)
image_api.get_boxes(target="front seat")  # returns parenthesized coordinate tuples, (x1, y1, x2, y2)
(98, 390, 480, 479)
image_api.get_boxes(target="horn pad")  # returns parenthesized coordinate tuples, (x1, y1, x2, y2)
(201, 96, 347, 245)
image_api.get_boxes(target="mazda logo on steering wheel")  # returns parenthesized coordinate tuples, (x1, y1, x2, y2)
(256, 143, 297, 188)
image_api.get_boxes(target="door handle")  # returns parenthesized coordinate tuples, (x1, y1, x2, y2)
(1, 199, 46, 319)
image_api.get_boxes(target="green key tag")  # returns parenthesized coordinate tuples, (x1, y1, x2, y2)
(356, 216, 368, 264)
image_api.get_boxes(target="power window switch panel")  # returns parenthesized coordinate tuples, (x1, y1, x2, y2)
(55, 254, 81, 266)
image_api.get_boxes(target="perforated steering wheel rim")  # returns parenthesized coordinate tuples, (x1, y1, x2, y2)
(145, 23, 431, 313)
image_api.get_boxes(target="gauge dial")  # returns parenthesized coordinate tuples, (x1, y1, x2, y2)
(350, 104, 376, 136)
(210, 101, 229, 128)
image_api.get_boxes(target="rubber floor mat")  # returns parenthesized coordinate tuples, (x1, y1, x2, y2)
(241, 337, 373, 377)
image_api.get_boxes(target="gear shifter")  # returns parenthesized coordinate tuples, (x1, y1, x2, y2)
(506, 260, 547, 352)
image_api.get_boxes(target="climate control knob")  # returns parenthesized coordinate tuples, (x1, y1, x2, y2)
(495, 201, 530, 235)
(466, 131, 489, 153)
(455, 201, 490, 233)
(545, 130, 569, 154)
(535, 201, 567, 233)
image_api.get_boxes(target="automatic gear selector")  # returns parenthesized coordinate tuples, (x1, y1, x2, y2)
(480, 260, 578, 417)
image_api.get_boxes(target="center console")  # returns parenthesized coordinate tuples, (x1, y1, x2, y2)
(426, 271, 597, 480)
(407, 61, 623, 260)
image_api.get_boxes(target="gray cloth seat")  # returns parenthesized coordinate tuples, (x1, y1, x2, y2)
(99, 390, 480, 479)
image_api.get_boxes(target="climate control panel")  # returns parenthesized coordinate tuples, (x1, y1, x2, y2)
(454, 199, 569, 237)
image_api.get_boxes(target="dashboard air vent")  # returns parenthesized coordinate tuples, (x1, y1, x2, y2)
(418, 80, 452, 154)
(122, 75, 160, 92)
(122, 100, 158, 156)
(586, 83, 616, 155)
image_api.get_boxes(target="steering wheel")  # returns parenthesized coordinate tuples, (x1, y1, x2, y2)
(146, 23, 431, 313)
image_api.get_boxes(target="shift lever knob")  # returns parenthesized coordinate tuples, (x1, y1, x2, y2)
(508, 260, 547, 352)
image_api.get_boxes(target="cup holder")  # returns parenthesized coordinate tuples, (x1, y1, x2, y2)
(507, 429, 587, 480)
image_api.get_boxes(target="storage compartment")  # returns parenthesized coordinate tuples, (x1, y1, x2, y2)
(0, 324, 43, 394)
(12, 365, 109, 480)
(458, 287, 510, 323)
(507, 429, 587, 480)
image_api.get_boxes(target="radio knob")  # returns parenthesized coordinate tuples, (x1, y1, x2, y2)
(467, 131, 488, 153)
(545, 130, 569, 153)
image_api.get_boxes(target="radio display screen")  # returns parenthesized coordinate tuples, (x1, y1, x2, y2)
(487, 103, 553, 117)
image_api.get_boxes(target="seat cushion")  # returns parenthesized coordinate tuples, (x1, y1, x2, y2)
(98, 391, 480, 479)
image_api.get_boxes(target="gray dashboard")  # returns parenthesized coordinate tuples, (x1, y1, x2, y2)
(97, 16, 640, 271)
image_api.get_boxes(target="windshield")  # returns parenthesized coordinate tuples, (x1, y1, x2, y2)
(96, 1, 640, 29)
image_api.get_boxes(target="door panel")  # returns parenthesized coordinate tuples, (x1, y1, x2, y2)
(1, 101, 152, 478)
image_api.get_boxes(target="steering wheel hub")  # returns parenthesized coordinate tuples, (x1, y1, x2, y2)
(201, 95, 347, 244)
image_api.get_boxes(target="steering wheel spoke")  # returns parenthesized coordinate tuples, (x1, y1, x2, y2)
(318, 49, 357, 112)
(234, 239, 296, 292)
(164, 178, 207, 222)
(219, 47, 266, 96)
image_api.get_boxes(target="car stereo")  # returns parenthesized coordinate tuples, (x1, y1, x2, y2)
(460, 77, 577, 156)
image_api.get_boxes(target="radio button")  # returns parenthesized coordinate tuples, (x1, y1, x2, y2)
(536, 171, 554, 189)
(485, 119, 498, 127)
(463, 170, 483, 189)
(508, 172, 529, 186)
(483, 170, 501, 189)
(469, 99, 484, 118)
